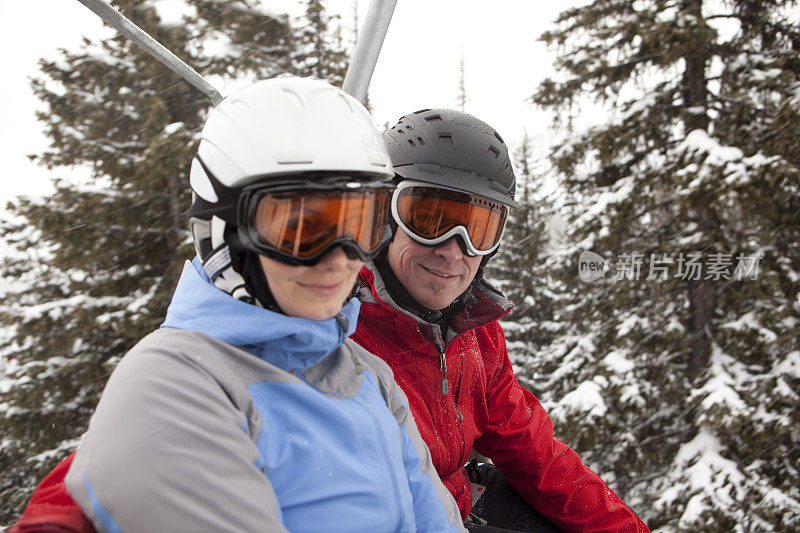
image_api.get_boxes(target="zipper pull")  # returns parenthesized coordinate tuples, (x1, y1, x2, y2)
(439, 352, 448, 395)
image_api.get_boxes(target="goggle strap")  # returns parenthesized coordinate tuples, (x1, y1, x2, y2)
(203, 245, 233, 281)
(199, 243, 257, 305)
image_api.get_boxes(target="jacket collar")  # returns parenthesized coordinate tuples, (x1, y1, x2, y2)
(358, 263, 512, 346)
(162, 258, 359, 371)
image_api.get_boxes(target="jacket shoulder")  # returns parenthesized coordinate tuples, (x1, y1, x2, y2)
(64, 329, 287, 532)
(343, 339, 410, 414)
(344, 338, 395, 385)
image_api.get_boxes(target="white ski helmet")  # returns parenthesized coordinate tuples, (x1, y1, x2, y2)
(187, 77, 394, 306)
(193, 77, 391, 191)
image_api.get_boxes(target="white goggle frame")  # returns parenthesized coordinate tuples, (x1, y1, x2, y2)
(390, 180, 507, 257)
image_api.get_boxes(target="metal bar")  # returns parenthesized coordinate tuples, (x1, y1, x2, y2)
(76, 0, 223, 105)
(341, 0, 397, 103)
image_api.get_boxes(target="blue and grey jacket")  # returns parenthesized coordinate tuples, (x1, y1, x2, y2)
(65, 258, 465, 532)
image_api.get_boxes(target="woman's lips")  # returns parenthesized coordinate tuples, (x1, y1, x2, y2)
(298, 280, 344, 297)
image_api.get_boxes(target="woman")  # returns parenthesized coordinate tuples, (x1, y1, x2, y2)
(14, 78, 464, 533)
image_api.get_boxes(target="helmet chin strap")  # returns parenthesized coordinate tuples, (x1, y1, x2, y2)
(235, 249, 285, 314)
(191, 216, 257, 305)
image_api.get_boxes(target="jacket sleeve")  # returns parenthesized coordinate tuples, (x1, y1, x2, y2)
(9, 451, 96, 533)
(63, 334, 288, 533)
(473, 324, 649, 533)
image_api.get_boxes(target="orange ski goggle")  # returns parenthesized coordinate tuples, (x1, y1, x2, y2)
(391, 181, 508, 256)
(239, 181, 392, 265)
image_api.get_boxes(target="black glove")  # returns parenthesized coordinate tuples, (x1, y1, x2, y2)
(466, 460, 562, 533)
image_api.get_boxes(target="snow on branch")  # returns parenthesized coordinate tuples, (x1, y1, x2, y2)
(12, 294, 134, 321)
(656, 425, 745, 527)
(553, 378, 609, 420)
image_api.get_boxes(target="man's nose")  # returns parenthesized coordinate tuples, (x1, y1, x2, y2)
(433, 237, 464, 261)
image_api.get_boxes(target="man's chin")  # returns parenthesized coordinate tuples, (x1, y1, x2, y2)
(410, 287, 454, 311)
(432, 283, 448, 296)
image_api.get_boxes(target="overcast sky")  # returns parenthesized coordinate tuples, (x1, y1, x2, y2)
(0, 0, 580, 208)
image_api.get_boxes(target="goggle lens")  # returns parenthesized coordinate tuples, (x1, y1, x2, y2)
(253, 189, 390, 259)
(394, 185, 507, 253)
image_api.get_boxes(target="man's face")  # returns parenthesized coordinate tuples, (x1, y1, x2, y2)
(386, 229, 483, 311)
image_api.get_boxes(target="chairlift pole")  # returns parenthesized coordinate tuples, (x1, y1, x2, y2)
(76, 0, 396, 106)
(341, 0, 397, 103)
(75, 0, 223, 105)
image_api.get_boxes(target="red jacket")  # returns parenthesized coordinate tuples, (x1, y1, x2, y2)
(8, 451, 92, 533)
(12, 266, 648, 533)
(353, 267, 648, 532)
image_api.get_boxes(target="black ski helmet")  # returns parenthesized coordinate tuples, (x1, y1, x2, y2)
(383, 109, 516, 207)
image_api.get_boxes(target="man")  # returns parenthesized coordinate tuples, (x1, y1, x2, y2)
(352, 109, 649, 532)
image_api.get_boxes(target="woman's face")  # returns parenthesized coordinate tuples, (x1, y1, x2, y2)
(259, 247, 363, 321)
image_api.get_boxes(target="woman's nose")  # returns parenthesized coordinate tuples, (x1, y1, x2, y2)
(317, 246, 360, 270)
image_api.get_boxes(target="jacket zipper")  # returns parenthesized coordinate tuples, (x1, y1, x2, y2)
(438, 351, 448, 395)
(433, 325, 466, 457)
(440, 347, 467, 474)
(439, 351, 463, 421)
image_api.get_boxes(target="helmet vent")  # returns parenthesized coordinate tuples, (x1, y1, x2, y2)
(282, 89, 305, 111)
(397, 129, 405, 134)
(439, 135, 454, 144)
(425, 114, 443, 122)
(417, 137, 425, 145)
(488, 145, 500, 158)
(406, 125, 413, 131)
(494, 131, 505, 144)
(408, 139, 416, 147)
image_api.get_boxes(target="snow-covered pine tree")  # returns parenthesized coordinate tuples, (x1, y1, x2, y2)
(191, 0, 296, 79)
(530, 1, 800, 530)
(0, 0, 349, 523)
(486, 133, 564, 384)
(458, 51, 468, 112)
(292, 0, 349, 86)
(0, 3, 210, 518)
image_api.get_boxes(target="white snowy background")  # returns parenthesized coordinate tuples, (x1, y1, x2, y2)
(1, 0, 577, 210)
